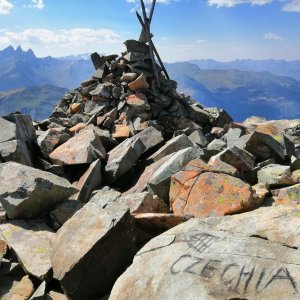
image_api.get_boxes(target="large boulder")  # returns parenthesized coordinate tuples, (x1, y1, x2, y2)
(0, 115, 37, 166)
(0, 220, 54, 280)
(105, 136, 146, 184)
(50, 126, 106, 165)
(51, 201, 136, 300)
(0, 162, 78, 219)
(170, 160, 259, 217)
(109, 205, 300, 300)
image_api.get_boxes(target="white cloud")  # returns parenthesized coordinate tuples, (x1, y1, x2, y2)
(196, 39, 205, 43)
(207, 0, 273, 7)
(0, 27, 124, 56)
(0, 28, 121, 46)
(282, 0, 300, 12)
(0, 0, 13, 14)
(31, 0, 45, 10)
(263, 32, 284, 41)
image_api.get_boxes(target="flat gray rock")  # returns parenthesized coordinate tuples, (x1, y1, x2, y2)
(134, 126, 164, 153)
(51, 201, 136, 300)
(110, 205, 300, 300)
(257, 164, 294, 187)
(149, 134, 193, 163)
(0, 220, 54, 280)
(0, 162, 78, 219)
(105, 136, 146, 184)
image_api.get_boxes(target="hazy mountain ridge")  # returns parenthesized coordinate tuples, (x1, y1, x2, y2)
(189, 59, 300, 81)
(166, 62, 300, 121)
(1, 46, 300, 121)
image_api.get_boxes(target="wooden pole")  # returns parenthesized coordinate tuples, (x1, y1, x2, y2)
(140, 0, 161, 88)
(136, 12, 170, 80)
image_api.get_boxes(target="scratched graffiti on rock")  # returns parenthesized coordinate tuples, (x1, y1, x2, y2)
(170, 254, 298, 295)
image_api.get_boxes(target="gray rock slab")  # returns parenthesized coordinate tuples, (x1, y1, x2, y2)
(75, 159, 102, 203)
(209, 146, 255, 172)
(0, 162, 78, 219)
(134, 126, 164, 153)
(105, 136, 146, 184)
(0, 220, 54, 280)
(51, 201, 136, 300)
(257, 164, 294, 187)
(149, 134, 193, 163)
(109, 205, 300, 300)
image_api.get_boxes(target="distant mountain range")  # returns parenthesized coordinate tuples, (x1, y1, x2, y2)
(1, 45, 300, 121)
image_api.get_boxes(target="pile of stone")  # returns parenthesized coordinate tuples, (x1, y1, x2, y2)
(1, 39, 300, 300)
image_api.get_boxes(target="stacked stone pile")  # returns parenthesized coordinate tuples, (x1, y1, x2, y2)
(1, 39, 300, 299)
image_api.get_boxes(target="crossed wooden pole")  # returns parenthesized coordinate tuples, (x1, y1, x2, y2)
(136, 0, 170, 88)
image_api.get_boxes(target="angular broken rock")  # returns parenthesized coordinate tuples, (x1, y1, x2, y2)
(126, 93, 148, 109)
(0, 162, 78, 219)
(209, 146, 255, 172)
(75, 159, 102, 203)
(128, 74, 149, 91)
(11, 275, 35, 300)
(0, 220, 54, 280)
(274, 184, 300, 205)
(38, 127, 72, 157)
(51, 201, 136, 300)
(110, 207, 300, 300)
(257, 164, 294, 187)
(134, 126, 164, 153)
(105, 136, 146, 184)
(118, 192, 169, 214)
(29, 281, 46, 300)
(50, 126, 106, 165)
(0, 115, 37, 167)
(148, 134, 193, 163)
(170, 166, 258, 217)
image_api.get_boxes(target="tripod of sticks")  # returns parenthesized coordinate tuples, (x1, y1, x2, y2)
(136, 0, 170, 88)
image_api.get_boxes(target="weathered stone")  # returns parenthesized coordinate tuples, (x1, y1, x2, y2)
(170, 170, 258, 218)
(128, 74, 149, 91)
(112, 124, 131, 139)
(207, 156, 239, 177)
(244, 131, 285, 161)
(50, 200, 84, 230)
(123, 52, 150, 62)
(126, 93, 148, 108)
(29, 281, 46, 300)
(257, 164, 294, 187)
(252, 183, 269, 201)
(105, 136, 146, 184)
(51, 202, 136, 300)
(120, 73, 138, 82)
(209, 146, 255, 172)
(0, 220, 54, 280)
(75, 159, 102, 203)
(38, 128, 72, 157)
(0, 239, 7, 265)
(46, 291, 68, 300)
(124, 40, 149, 54)
(204, 107, 233, 127)
(110, 205, 300, 300)
(149, 134, 193, 162)
(50, 127, 106, 165)
(188, 129, 208, 147)
(92, 65, 106, 80)
(11, 275, 34, 300)
(0, 162, 78, 219)
(69, 123, 86, 133)
(224, 128, 243, 147)
(119, 192, 169, 214)
(187, 104, 210, 124)
(134, 126, 164, 153)
(292, 169, 300, 183)
(0, 115, 37, 167)
(274, 184, 300, 205)
(90, 83, 112, 99)
(206, 138, 227, 153)
(90, 189, 121, 208)
(134, 213, 191, 234)
(70, 103, 81, 114)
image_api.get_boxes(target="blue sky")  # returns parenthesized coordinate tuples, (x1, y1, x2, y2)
(0, 0, 299, 61)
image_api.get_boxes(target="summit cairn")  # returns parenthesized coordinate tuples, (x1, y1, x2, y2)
(1, 1, 300, 299)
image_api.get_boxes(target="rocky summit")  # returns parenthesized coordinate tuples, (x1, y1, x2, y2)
(1, 38, 300, 300)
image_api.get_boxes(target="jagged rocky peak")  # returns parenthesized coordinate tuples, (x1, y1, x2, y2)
(1, 36, 300, 300)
